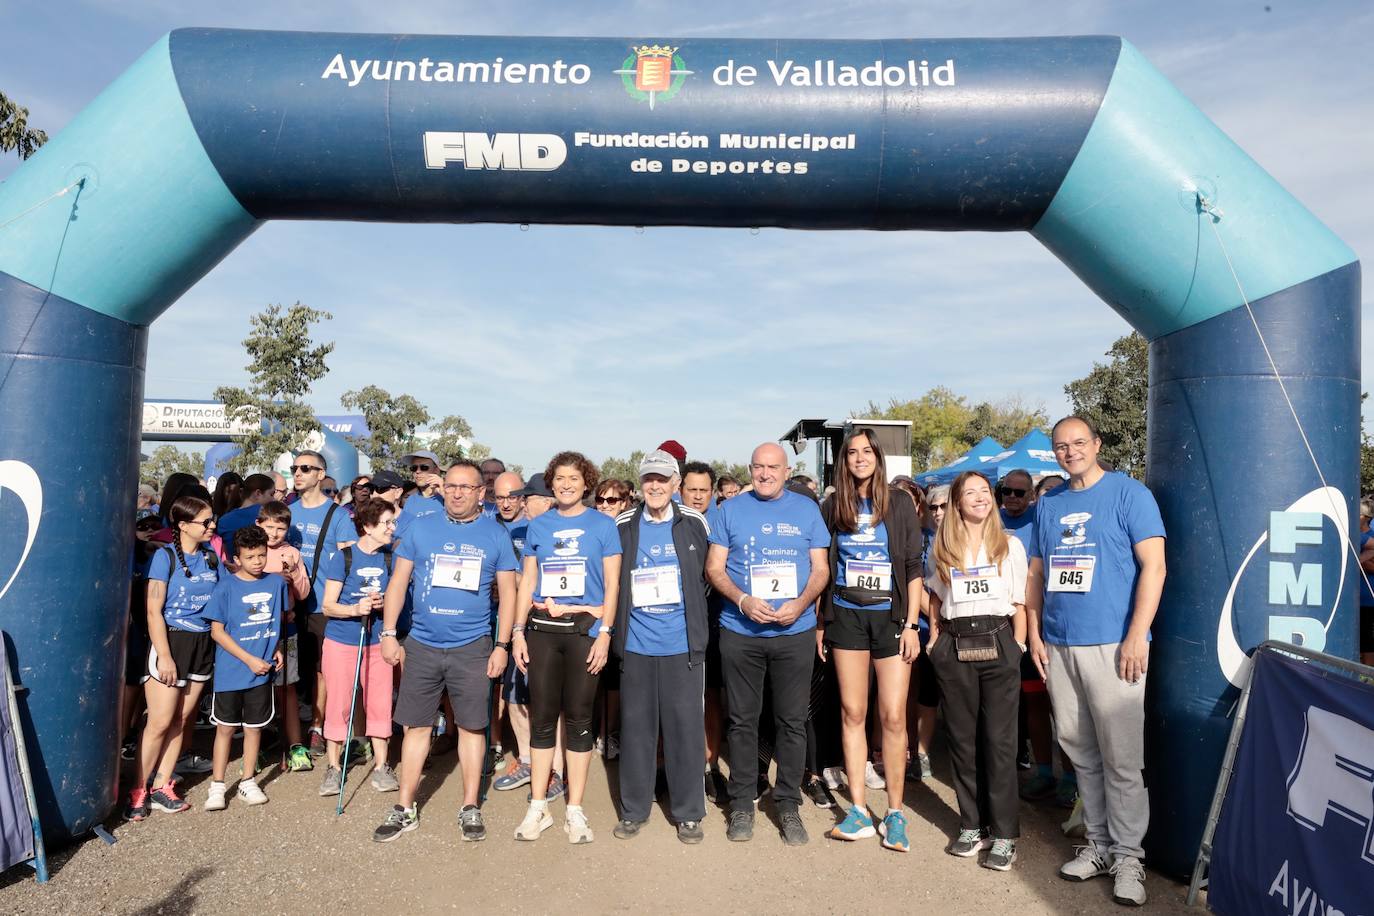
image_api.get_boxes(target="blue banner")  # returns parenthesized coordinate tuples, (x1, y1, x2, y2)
(0, 648, 37, 873)
(1209, 649, 1374, 914)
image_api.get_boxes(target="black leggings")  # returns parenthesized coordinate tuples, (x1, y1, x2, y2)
(526, 628, 600, 753)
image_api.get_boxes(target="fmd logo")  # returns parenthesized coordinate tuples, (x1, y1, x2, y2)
(423, 132, 567, 171)
(1217, 487, 1350, 687)
(1286, 705, 1374, 866)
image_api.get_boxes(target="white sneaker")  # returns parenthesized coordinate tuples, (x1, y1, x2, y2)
(864, 760, 886, 790)
(514, 802, 553, 841)
(565, 805, 594, 844)
(204, 781, 227, 811)
(1110, 855, 1147, 906)
(1059, 844, 1110, 881)
(821, 766, 846, 790)
(237, 777, 268, 806)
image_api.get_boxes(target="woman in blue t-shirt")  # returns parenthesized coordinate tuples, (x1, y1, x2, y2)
(128, 493, 222, 821)
(511, 451, 622, 844)
(819, 429, 925, 850)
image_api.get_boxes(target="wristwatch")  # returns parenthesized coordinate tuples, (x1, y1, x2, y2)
(598, 626, 615, 636)
(494, 639, 512, 651)
(380, 629, 398, 639)
(903, 622, 921, 631)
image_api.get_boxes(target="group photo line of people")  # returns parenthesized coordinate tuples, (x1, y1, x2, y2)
(124, 415, 1164, 908)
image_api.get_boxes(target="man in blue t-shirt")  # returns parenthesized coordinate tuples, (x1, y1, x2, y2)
(396, 449, 445, 537)
(706, 442, 830, 846)
(375, 460, 518, 844)
(998, 469, 1036, 550)
(1026, 418, 1166, 907)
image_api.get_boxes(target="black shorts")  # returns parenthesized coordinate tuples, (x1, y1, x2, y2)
(145, 629, 214, 688)
(394, 637, 493, 732)
(211, 682, 275, 728)
(502, 655, 531, 705)
(298, 612, 327, 675)
(1361, 604, 1374, 654)
(825, 604, 903, 659)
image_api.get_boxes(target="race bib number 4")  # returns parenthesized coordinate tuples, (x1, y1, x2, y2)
(749, 562, 799, 600)
(845, 560, 892, 591)
(432, 555, 482, 591)
(1048, 556, 1095, 593)
(950, 564, 1005, 603)
(541, 560, 586, 597)
(631, 566, 682, 607)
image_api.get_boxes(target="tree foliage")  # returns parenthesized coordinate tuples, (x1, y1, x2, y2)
(1064, 332, 1149, 479)
(340, 385, 430, 469)
(140, 445, 204, 487)
(213, 303, 334, 473)
(862, 387, 1048, 471)
(0, 91, 47, 160)
(1361, 393, 1374, 497)
(426, 414, 476, 467)
(600, 450, 646, 486)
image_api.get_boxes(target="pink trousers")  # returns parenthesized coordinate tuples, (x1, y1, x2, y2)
(322, 639, 393, 741)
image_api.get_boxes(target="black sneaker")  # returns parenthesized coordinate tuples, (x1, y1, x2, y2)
(677, 820, 704, 844)
(726, 809, 754, 842)
(612, 819, 645, 840)
(459, 804, 486, 842)
(779, 807, 809, 846)
(483, 745, 502, 777)
(120, 740, 136, 761)
(803, 777, 836, 809)
(374, 804, 419, 843)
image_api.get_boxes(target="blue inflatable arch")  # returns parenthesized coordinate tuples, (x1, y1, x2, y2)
(0, 30, 1359, 872)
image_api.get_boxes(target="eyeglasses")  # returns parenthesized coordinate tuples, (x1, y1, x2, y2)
(290, 464, 323, 474)
(410, 464, 436, 473)
(322, 488, 337, 496)
(494, 495, 523, 503)
(1052, 439, 1093, 454)
(443, 483, 482, 493)
(188, 517, 215, 528)
(595, 496, 624, 505)
(272, 488, 288, 497)
(1000, 488, 1028, 498)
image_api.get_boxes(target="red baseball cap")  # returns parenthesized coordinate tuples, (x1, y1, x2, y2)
(656, 439, 686, 463)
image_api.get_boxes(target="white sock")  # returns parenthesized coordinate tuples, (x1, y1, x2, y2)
(566, 804, 583, 816)
(530, 798, 548, 811)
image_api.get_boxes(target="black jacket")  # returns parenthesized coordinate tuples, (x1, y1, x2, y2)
(819, 486, 925, 626)
(613, 501, 711, 666)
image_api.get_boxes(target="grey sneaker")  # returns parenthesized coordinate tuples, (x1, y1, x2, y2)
(174, 753, 213, 776)
(949, 828, 990, 857)
(370, 764, 400, 793)
(494, 761, 532, 791)
(1110, 855, 1147, 906)
(983, 838, 1017, 871)
(779, 807, 808, 846)
(726, 809, 754, 842)
(459, 804, 486, 842)
(318, 765, 342, 797)
(613, 819, 645, 840)
(528, 771, 566, 802)
(373, 804, 418, 843)
(1060, 844, 1111, 881)
(677, 820, 704, 844)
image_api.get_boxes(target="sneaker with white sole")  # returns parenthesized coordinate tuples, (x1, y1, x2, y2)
(370, 764, 400, 793)
(948, 828, 990, 857)
(373, 804, 419, 843)
(821, 765, 846, 790)
(514, 802, 553, 841)
(318, 766, 342, 796)
(237, 777, 268, 805)
(174, 753, 214, 776)
(459, 804, 486, 841)
(1110, 855, 1147, 906)
(864, 760, 886, 790)
(565, 805, 594, 844)
(1060, 844, 1111, 881)
(204, 781, 228, 811)
(983, 838, 1017, 871)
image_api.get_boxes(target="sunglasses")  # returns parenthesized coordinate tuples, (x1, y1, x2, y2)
(322, 488, 337, 496)
(290, 464, 323, 474)
(928, 503, 948, 511)
(1000, 488, 1028, 498)
(410, 464, 436, 473)
(595, 496, 624, 505)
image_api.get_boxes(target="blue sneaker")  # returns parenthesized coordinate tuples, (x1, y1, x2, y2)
(827, 805, 876, 841)
(879, 810, 911, 853)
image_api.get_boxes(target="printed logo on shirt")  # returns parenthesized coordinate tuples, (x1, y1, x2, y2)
(1059, 511, 1092, 547)
(443, 542, 456, 553)
(356, 567, 384, 592)
(851, 513, 877, 544)
(761, 523, 774, 535)
(553, 529, 584, 556)
(243, 592, 274, 623)
(776, 522, 803, 537)
(650, 543, 662, 556)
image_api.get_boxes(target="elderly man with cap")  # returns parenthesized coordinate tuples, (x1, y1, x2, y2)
(707, 442, 831, 845)
(609, 450, 712, 843)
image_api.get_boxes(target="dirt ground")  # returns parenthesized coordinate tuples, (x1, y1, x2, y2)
(0, 728, 1205, 916)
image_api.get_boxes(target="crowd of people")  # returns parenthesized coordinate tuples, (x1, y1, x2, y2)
(124, 418, 1165, 908)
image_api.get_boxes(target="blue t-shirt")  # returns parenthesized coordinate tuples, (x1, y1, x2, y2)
(399, 512, 518, 649)
(217, 504, 263, 557)
(321, 544, 391, 646)
(626, 514, 689, 656)
(203, 573, 286, 692)
(523, 507, 622, 639)
(500, 515, 530, 558)
(1030, 472, 1166, 646)
(1001, 508, 1035, 551)
(395, 492, 442, 538)
(291, 499, 358, 615)
(709, 489, 830, 637)
(834, 498, 892, 612)
(148, 545, 221, 633)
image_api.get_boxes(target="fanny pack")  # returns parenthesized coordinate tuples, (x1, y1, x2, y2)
(940, 615, 1010, 663)
(528, 612, 598, 636)
(834, 585, 892, 607)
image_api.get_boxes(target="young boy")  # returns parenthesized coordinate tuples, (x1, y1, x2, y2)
(258, 500, 312, 771)
(203, 525, 286, 809)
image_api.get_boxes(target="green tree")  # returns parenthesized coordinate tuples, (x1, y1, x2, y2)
(710, 460, 751, 484)
(213, 303, 334, 473)
(140, 445, 204, 487)
(600, 450, 646, 485)
(964, 397, 1049, 448)
(426, 415, 475, 467)
(1064, 332, 1149, 479)
(0, 91, 47, 160)
(863, 386, 974, 470)
(1361, 393, 1374, 497)
(339, 385, 430, 469)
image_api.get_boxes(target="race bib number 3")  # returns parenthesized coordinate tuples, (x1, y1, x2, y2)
(950, 564, 1005, 603)
(1048, 556, 1095, 593)
(631, 566, 682, 607)
(845, 560, 892, 591)
(749, 562, 799, 600)
(432, 555, 482, 592)
(541, 560, 586, 598)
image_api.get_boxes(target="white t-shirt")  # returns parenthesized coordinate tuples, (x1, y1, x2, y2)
(927, 537, 1027, 621)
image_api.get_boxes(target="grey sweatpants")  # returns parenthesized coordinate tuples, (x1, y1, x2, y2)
(1044, 642, 1148, 860)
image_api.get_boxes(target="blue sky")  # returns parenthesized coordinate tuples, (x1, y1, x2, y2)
(2, 1, 1370, 473)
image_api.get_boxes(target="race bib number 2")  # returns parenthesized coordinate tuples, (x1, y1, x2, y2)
(1048, 556, 1095, 593)
(749, 562, 799, 600)
(541, 560, 586, 598)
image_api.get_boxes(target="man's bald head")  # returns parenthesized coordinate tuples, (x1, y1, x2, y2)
(749, 442, 789, 500)
(492, 471, 525, 522)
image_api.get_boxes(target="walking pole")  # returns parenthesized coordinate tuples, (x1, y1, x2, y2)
(335, 602, 370, 816)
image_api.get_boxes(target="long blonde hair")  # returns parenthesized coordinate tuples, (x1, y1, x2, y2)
(933, 471, 1010, 586)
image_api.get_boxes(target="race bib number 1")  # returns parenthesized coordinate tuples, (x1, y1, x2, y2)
(541, 560, 586, 598)
(749, 562, 799, 600)
(432, 555, 482, 592)
(631, 566, 682, 607)
(950, 564, 1004, 603)
(1047, 556, 1095, 593)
